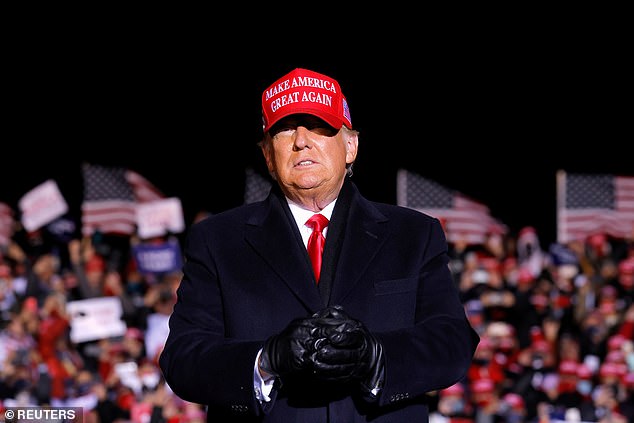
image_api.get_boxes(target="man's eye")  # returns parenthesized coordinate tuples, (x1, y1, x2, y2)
(271, 127, 296, 137)
(309, 126, 337, 137)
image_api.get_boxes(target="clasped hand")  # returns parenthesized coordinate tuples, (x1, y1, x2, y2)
(260, 306, 383, 387)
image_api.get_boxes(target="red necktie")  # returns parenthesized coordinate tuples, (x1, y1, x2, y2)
(306, 214, 329, 283)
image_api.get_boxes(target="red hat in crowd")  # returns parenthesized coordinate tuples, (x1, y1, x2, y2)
(517, 267, 535, 285)
(558, 360, 579, 376)
(471, 378, 495, 394)
(529, 326, 551, 353)
(607, 333, 626, 351)
(587, 233, 607, 250)
(479, 256, 501, 273)
(471, 379, 495, 407)
(599, 362, 628, 379)
(261, 68, 352, 133)
(558, 360, 580, 393)
(620, 257, 634, 274)
(576, 363, 593, 380)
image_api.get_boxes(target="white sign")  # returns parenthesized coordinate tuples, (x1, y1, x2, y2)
(19, 179, 68, 232)
(136, 197, 185, 239)
(67, 297, 127, 343)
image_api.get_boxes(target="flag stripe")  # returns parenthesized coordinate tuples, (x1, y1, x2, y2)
(125, 170, 164, 202)
(396, 169, 507, 245)
(81, 164, 164, 236)
(557, 171, 634, 243)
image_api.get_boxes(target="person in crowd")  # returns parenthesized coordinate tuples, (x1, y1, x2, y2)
(159, 67, 480, 422)
(36, 292, 71, 401)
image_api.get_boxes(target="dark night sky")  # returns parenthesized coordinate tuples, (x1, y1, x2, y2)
(4, 28, 631, 247)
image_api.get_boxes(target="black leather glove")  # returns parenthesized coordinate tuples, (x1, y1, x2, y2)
(259, 317, 319, 378)
(309, 306, 385, 395)
(307, 306, 365, 381)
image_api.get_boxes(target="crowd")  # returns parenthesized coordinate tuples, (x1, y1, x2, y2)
(433, 228, 634, 423)
(0, 215, 633, 422)
(0, 226, 205, 423)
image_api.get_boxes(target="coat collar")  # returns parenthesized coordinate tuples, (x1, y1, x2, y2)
(244, 179, 389, 312)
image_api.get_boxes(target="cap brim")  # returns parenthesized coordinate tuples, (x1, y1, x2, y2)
(264, 108, 344, 133)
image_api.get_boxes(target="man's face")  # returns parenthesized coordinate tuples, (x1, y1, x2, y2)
(263, 114, 357, 206)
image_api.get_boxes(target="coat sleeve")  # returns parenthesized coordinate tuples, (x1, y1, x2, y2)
(158, 221, 264, 416)
(375, 217, 479, 406)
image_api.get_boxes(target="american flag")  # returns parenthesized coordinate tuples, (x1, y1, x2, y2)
(396, 169, 507, 245)
(244, 167, 272, 204)
(556, 170, 634, 243)
(0, 202, 15, 247)
(81, 163, 164, 236)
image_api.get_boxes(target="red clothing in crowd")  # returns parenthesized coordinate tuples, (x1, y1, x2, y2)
(37, 310, 70, 399)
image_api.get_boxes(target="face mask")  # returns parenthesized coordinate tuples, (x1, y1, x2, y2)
(577, 380, 592, 396)
(141, 372, 160, 389)
(77, 382, 93, 396)
(532, 354, 545, 369)
(449, 399, 464, 414)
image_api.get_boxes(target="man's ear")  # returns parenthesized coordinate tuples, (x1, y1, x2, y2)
(345, 132, 359, 165)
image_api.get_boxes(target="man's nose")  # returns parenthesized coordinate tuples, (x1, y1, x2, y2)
(293, 126, 313, 149)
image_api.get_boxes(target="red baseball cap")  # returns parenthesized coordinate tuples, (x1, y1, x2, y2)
(261, 68, 352, 133)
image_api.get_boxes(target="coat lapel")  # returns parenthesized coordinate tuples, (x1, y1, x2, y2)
(244, 188, 323, 312)
(326, 181, 389, 305)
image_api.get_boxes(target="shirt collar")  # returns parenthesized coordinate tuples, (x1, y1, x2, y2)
(286, 198, 336, 230)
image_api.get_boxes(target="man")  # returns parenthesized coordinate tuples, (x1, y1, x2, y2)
(159, 67, 479, 422)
